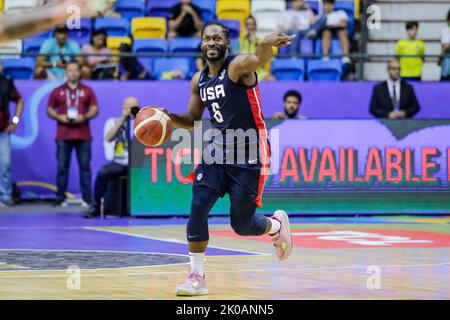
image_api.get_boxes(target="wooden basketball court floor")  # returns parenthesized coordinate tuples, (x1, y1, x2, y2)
(0, 209, 449, 300)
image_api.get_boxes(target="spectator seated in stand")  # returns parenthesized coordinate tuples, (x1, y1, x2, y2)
(96, 0, 121, 18)
(168, 0, 204, 40)
(81, 29, 115, 80)
(321, 0, 351, 65)
(277, 0, 326, 41)
(119, 43, 151, 80)
(34, 24, 84, 80)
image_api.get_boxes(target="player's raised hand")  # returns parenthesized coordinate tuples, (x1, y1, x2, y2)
(263, 32, 296, 48)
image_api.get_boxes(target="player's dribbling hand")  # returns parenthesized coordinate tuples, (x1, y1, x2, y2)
(263, 32, 296, 48)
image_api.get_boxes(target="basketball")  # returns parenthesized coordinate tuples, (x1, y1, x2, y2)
(133, 107, 172, 147)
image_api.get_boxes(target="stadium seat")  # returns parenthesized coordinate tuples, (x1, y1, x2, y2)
(1, 58, 35, 79)
(315, 39, 342, 55)
(0, 39, 22, 58)
(305, 0, 320, 14)
(170, 38, 201, 54)
(94, 18, 130, 37)
(307, 59, 342, 81)
(271, 58, 305, 81)
(217, 19, 240, 39)
(251, 1, 285, 17)
(115, 0, 145, 22)
(30, 30, 53, 39)
(146, 0, 178, 19)
(334, 1, 355, 35)
(76, 37, 91, 47)
(4, 0, 37, 11)
(68, 18, 92, 39)
(252, 0, 285, 39)
(106, 36, 132, 54)
(152, 57, 191, 80)
(133, 39, 168, 53)
(170, 37, 201, 79)
(192, 0, 216, 23)
(132, 17, 166, 39)
(23, 38, 46, 53)
(216, 0, 250, 32)
(278, 39, 314, 57)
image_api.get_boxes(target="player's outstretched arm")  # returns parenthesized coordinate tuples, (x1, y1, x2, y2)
(163, 72, 205, 130)
(0, 0, 96, 42)
(229, 32, 295, 78)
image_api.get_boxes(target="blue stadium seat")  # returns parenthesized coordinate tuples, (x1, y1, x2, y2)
(115, 0, 145, 21)
(170, 37, 201, 79)
(333, 1, 355, 35)
(170, 38, 201, 53)
(76, 36, 91, 47)
(23, 38, 46, 53)
(271, 58, 305, 81)
(133, 39, 168, 53)
(315, 39, 342, 55)
(2, 58, 35, 79)
(307, 59, 342, 81)
(30, 30, 52, 39)
(305, 1, 319, 14)
(192, 0, 215, 23)
(277, 39, 314, 57)
(94, 18, 130, 37)
(217, 19, 240, 39)
(68, 18, 92, 38)
(152, 57, 191, 80)
(146, 0, 179, 19)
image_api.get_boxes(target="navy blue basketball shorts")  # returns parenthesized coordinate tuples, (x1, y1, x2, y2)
(186, 163, 269, 242)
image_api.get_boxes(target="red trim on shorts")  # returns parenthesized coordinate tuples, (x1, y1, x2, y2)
(246, 85, 270, 208)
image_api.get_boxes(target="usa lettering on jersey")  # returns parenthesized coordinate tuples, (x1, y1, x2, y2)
(200, 84, 226, 102)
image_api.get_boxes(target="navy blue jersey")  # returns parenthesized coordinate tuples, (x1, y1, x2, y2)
(198, 55, 270, 170)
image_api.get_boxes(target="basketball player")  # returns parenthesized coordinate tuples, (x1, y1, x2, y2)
(0, 0, 100, 43)
(161, 21, 295, 296)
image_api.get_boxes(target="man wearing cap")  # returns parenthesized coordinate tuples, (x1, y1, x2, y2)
(34, 24, 85, 80)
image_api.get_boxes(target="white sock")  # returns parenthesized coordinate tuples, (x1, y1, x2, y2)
(189, 252, 205, 276)
(268, 218, 281, 235)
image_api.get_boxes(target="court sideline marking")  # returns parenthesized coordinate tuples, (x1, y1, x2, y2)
(83, 226, 271, 256)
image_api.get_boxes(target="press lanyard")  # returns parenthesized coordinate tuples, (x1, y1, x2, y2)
(66, 87, 80, 109)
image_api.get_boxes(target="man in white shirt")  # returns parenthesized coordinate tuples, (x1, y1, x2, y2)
(321, 0, 351, 64)
(278, 0, 329, 54)
(277, 0, 316, 35)
(369, 60, 420, 119)
(440, 10, 450, 81)
(85, 96, 139, 218)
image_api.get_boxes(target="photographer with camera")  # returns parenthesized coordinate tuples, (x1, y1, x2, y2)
(85, 96, 139, 218)
(47, 62, 99, 208)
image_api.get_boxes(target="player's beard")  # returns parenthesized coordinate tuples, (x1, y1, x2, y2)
(202, 45, 227, 62)
(285, 108, 299, 119)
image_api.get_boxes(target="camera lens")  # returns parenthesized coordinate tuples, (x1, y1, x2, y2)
(130, 106, 140, 117)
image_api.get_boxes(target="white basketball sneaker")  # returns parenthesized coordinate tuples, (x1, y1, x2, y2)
(270, 210, 293, 261)
(175, 271, 209, 296)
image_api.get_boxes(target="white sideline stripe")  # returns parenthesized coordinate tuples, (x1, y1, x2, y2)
(0, 262, 448, 278)
(83, 227, 269, 256)
(133, 109, 168, 146)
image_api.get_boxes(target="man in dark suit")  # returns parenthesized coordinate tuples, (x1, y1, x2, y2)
(369, 59, 421, 119)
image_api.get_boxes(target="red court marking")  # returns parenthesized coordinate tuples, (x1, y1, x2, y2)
(209, 229, 450, 249)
